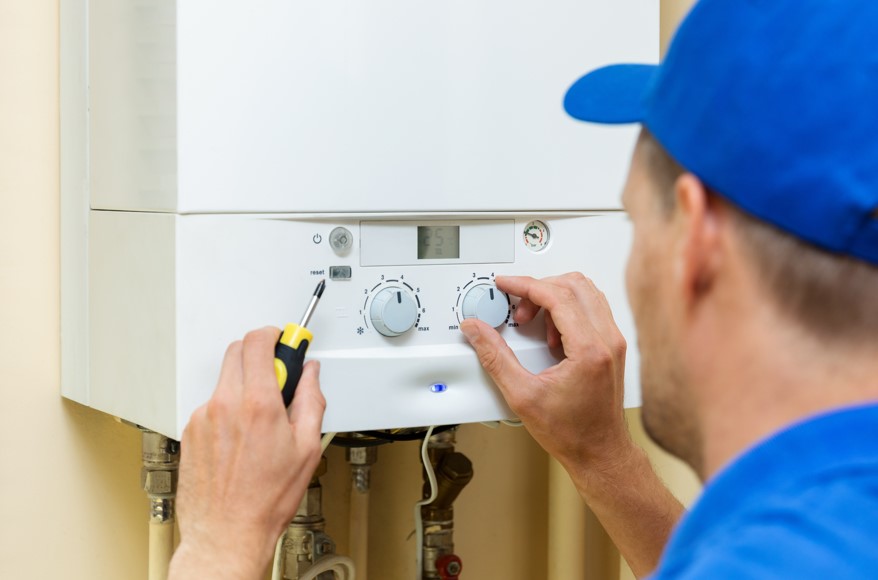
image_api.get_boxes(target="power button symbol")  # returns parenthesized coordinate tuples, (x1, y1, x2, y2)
(313, 233, 323, 244)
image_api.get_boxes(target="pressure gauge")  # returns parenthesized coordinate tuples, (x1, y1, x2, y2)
(523, 220, 549, 252)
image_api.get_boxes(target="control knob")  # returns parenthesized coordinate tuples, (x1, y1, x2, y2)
(370, 287, 418, 337)
(461, 283, 509, 328)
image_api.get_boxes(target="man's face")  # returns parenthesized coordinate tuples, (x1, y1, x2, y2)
(623, 136, 702, 469)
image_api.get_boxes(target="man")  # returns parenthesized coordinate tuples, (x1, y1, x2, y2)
(170, 0, 878, 577)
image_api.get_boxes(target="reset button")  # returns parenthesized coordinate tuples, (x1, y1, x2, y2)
(329, 266, 352, 280)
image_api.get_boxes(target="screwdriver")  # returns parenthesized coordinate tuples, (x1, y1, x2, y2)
(274, 279, 326, 407)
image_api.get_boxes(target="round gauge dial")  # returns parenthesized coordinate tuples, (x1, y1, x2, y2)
(523, 220, 550, 252)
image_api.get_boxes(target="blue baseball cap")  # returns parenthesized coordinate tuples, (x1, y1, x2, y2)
(564, 0, 878, 265)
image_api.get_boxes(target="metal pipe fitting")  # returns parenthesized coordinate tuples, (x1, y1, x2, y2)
(140, 429, 180, 580)
(346, 445, 378, 494)
(421, 430, 473, 580)
(347, 444, 377, 580)
(436, 554, 463, 580)
(282, 457, 338, 580)
(140, 430, 180, 523)
(429, 452, 474, 511)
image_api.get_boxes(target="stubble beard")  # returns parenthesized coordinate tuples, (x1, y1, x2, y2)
(638, 326, 704, 476)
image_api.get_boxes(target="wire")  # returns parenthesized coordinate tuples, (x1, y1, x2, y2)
(321, 432, 337, 453)
(299, 555, 357, 580)
(327, 426, 458, 448)
(413, 425, 438, 580)
(501, 419, 524, 427)
(328, 435, 392, 448)
(272, 539, 356, 580)
(271, 533, 285, 580)
(361, 425, 456, 442)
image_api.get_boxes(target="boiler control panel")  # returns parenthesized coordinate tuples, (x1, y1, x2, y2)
(86, 211, 639, 437)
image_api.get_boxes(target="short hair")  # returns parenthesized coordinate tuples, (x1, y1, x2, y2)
(638, 128, 878, 342)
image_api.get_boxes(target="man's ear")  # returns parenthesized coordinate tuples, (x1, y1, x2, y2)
(673, 174, 724, 309)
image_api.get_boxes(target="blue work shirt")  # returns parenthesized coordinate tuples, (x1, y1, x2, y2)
(650, 403, 878, 579)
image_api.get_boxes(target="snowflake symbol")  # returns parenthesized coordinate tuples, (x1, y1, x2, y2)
(357, 327, 365, 335)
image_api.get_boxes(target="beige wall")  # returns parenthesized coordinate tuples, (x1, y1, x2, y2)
(0, 1, 148, 578)
(661, 0, 696, 54)
(0, 0, 697, 578)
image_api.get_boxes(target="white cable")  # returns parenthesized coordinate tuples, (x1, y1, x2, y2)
(299, 555, 357, 580)
(271, 532, 285, 580)
(321, 432, 337, 453)
(413, 425, 438, 580)
(501, 419, 524, 427)
(272, 540, 356, 580)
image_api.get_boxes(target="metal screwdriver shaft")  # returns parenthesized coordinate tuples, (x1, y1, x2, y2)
(300, 279, 326, 329)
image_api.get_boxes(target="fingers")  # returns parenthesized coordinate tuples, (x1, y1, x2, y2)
(497, 275, 593, 345)
(288, 360, 326, 439)
(494, 275, 542, 297)
(460, 319, 535, 402)
(545, 311, 561, 349)
(497, 274, 618, 350)
(242, 326, 282, 396)
(208, 343, 243, 428)
(513, 297, 541, 324)
(555, 273, 620, 341)
(215, 340, 244, 398)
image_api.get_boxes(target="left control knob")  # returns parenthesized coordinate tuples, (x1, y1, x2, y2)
(370, 287, 418, 337)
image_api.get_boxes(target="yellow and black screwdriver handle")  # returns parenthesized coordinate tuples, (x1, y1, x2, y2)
(274, 323, 313, 407)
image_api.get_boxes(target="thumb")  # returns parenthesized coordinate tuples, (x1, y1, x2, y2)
(460, 319, 535, 402)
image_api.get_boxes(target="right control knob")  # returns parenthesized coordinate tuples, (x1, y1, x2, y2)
(461, 283, 510, 328)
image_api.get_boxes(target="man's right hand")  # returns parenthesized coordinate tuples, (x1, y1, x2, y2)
(460, 273, 633, 475)
(170, 327, 326, 580)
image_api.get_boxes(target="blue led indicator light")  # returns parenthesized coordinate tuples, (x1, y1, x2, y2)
(430, 383, 448, 393)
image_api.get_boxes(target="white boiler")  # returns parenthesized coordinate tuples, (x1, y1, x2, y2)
(62, 0, 658, 439)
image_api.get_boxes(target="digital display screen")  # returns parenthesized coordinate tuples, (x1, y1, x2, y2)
(417, 226, 460, 259)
